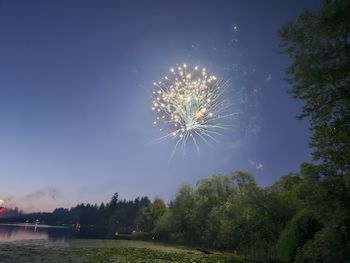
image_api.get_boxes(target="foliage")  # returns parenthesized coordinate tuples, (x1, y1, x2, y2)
(154, 210, 172, 241)
(151, 171, 302, 261)
(294, 224, 350, 263)
(279, 0, 350, 175)
(276, 2, 350, 261)
(167, 184, 196, 244)
(276, 210, 322, 262)
(1, 166, 346, 262)
(136, 197, 167, 232)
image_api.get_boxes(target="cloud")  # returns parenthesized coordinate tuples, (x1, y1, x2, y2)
(250, 160, 264, 170)
(24, 186, 60, 201)
(1, 187, 62, 212)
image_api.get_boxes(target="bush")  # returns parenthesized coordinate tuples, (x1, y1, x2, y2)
(276, 210, 322, 262)
(294, 224, 350, 263)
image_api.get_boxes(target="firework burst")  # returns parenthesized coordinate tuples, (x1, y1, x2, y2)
(151, 64, 234, 156)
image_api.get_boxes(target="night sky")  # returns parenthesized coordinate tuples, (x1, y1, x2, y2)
(0, 0, 320, 212)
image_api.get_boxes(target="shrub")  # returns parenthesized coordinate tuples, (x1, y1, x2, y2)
(276, 210, 322, 262)
(294, 223, 350, 263)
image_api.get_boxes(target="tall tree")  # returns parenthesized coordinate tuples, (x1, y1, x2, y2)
(279, 2, 350, 261)
(279, 0, 350, 175)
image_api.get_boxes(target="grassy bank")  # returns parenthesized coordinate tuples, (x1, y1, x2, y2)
(0, 239, 242, 263)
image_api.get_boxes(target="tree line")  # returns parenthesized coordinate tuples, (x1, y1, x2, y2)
(0, 195, 150, 236)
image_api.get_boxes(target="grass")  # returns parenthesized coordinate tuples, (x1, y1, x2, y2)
(0, 239, 242, 263)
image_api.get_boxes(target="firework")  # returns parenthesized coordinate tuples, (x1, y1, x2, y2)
(151, 64, 233, 155)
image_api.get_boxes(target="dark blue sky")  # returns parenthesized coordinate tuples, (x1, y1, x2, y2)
(0, 0, 319, 212)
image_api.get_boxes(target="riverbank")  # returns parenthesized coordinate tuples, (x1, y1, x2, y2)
(0, 239, 242, 263)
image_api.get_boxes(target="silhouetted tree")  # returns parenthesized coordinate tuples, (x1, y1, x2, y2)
(279, 0, 350, 176)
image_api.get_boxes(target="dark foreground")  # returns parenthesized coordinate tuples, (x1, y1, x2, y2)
(0, 239, 241, 263)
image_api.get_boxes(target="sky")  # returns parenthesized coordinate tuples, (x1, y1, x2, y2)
(0, 0, 320, 212)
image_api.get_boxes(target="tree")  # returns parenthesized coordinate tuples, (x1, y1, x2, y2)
(279, 0, 350, 175)
(277, 210, 322, 262)
(108, 192, 119, 213)
(167, 184, 196, 244)
(294, 223, 350, 263)
(136, 197, 166, 233)
(193, 172, 258, 247)
(154, 210, 172, 241)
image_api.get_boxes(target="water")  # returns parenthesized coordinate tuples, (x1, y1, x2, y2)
(0, 223, 109, 242)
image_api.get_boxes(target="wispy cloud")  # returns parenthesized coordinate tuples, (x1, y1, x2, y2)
(25, 186, 60, 201)
(0, 186, 63, 212)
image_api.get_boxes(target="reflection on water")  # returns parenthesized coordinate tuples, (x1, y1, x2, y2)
(0, 223, 110, 242)
(0, 224, 72, 242)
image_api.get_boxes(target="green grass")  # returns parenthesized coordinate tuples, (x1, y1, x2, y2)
(0, 239, 242, 263)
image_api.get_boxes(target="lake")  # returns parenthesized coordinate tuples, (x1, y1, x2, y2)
(0, 223, 109, 242)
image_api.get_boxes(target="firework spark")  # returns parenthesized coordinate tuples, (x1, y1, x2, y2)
(151, 64, 233, 155)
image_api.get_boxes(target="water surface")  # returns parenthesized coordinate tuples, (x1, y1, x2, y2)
(0, 224, 85, 242)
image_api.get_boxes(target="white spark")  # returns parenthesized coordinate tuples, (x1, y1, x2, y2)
(151, 64, 234, 155)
